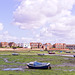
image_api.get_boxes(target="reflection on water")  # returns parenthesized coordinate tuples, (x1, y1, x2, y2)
(3, 68, 23, 71)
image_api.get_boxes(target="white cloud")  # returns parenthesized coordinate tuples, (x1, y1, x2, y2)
(3, 31, 9, 35)
(13, 0, 75, 44)
(0, 31, 18, 42)
(21, 37, 32, 42)
(0, 23, 3, 30)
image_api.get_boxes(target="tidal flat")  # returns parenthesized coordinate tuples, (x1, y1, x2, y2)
(0, 51, 75, 75)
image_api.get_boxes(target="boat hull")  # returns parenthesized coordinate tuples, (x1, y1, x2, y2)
(27, 65, 51, 69)
(74, 55, 75, 57)
(12, 53, 19, 56)
(49, 53, 55, 54)
(38, 54, 45, 56)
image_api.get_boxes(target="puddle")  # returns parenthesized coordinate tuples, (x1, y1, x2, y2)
(61, 55, 74, 57)
(64, 69, 75, 72)
(3, 68, 23, 71)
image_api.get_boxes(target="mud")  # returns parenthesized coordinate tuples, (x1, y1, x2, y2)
(2, 58, 26, 64)
(51, 63, 75, 67)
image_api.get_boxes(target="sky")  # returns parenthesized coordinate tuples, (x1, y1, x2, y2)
(0, 0, 75, 44)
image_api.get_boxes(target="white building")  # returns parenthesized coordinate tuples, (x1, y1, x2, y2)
(21, 43, 31, 48)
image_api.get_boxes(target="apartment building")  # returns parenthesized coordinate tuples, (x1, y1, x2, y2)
(9, 42, 17, 47)
(21, 43, 31, 48)
(30, 42, 42, 48)
(0, 42, 9, 47)
(43, 43, 52, 50)
(53, 43, 66, 49)
(17, 43, 22, 47)
(66, 44, 75, 50)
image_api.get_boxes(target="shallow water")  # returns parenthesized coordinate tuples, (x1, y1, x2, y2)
(64, 69, 75, 72)
(3, 68, 23, 71)
(62, 55, 74, 57)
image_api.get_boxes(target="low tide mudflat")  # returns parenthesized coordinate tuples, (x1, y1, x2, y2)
(0, 50, 75, 75)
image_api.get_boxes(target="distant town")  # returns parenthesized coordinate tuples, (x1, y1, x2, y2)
(0, 42, 75, 50)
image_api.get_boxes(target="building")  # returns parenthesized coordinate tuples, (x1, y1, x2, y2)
(30, 42, 42, 49)
(66, 44, 75, 50)
(9, 42, 17, 47)
(43, 43, 52, 50)
(17, 43, 22, 47)
(0, 42, 9, 47)
(21, 43, 31, 48)
(53, 43, 66, 49)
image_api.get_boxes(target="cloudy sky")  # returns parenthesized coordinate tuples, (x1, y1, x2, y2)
(0, 0, 75, 44)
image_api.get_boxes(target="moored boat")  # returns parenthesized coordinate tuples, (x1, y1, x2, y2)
(12, 53, 19, 56)
(27, 61, 51, 69)
(48, 52, 55, 54)
(38, 54, 45, 56)
(73, 55, 75, 57)
(66, 51, 71, 53)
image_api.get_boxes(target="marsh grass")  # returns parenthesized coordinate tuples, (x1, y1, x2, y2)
(0, 51, 75, 75)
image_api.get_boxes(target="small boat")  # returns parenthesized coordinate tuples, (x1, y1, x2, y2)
(38, 54, 45, 56)
(66, 51, 71, 53)
(12, 53, 19, 56)
(27, 61, 51, 69)
(73, 55, 75, 57)
(60, 51, 62, 53)
(48, 52, 55, 54)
